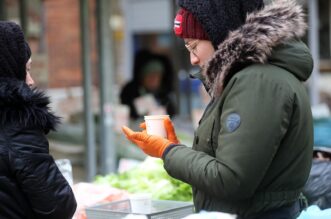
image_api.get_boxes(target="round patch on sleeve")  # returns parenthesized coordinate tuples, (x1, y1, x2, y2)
(226, 113, 241, 132)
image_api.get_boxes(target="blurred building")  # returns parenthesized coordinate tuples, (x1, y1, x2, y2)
(0, 0, 330, 106)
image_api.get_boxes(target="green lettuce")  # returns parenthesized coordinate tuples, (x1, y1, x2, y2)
(95, 157, 192, 201)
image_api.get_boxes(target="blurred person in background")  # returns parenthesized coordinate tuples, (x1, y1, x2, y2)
(0, 21, 76, 219)
(120, 49, 176, 120)
(122, 0, 314, 218)
(303, 148, 331, 210)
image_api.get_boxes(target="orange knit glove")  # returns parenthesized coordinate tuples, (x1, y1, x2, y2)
(122, 118, 179, 158)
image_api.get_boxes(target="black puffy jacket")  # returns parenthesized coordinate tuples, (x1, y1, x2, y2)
(303, 159, 331, 209)
(0, 79, 77, 219)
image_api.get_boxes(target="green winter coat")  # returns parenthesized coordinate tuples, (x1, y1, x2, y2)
(164, 2, 313, 217)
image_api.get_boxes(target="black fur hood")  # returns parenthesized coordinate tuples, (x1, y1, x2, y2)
(203, 0, 310, 98)
(0, 78, 60, 132)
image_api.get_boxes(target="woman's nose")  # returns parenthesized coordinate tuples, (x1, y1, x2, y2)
(26, 73, 35, 87)
(190, 52, 199, 66)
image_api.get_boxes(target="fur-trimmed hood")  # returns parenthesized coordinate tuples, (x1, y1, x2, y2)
(203, 0, 312, 98)
(0, 78, 60, 132)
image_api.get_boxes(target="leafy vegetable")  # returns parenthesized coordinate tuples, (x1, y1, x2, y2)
(95, 157, 192, 201)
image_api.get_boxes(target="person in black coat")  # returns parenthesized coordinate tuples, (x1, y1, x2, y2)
(0, 21, 77, 219)
(303, 148, 331, 209)
(120, 49, 176, 120)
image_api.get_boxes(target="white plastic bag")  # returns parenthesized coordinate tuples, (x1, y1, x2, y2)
(297, 205, 331, 219)
(55, 159, 74, 186)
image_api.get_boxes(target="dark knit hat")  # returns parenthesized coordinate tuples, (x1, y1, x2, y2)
(140, 59, 164, 77)
(174, 8, 209, 40)
(176, 0, 264, 48)
(0, 21, 31, 81)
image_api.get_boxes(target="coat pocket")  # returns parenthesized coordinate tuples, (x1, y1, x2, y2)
(194, 118, 216, 156)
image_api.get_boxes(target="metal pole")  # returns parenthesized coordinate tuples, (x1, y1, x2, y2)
(329, 0, 331, 56)
(19, 0, 27, 35)
(121, 0, 134, 82)
(38, 1, 46, 53)
(79, 0, 97, 182)
(0, 0, 6, 20)
(308, 0, 320, 106)
(96, 0, 116, 174)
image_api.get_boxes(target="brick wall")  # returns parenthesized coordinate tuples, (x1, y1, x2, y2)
(44, 0, 97, 88)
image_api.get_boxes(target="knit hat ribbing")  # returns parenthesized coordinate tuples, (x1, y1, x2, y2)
(0, 21, 31, 81)
(175, 0, 264, 48)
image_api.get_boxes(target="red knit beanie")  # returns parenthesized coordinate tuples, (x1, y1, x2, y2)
(174, 8, 209, 40)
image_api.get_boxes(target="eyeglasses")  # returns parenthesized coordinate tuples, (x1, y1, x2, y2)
(184, 40, 200, 56)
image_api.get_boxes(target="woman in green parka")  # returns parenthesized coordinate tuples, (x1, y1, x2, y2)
(122, 0, 314, 218)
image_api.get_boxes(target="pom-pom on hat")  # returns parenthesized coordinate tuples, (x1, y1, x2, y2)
(175, 0, 264, 48)
(0, 21, 31, 81)
(174, 8, 209, 41)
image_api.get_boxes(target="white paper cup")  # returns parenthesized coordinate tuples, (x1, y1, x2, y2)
(144, 115, 169, 138)
(129, 193, 152, 213)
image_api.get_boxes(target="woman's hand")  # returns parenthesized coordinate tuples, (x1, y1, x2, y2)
(139, 117, 180, 143)
(122, 117, 179, 158)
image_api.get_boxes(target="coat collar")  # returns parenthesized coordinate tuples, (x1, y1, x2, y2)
(0, 78, 60, 132)
(202, 0, 307, 98)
